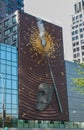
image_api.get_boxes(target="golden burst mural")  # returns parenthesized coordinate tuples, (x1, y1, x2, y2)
(30, 29, 55, 57)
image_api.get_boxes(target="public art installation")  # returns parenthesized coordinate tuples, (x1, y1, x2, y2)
(18, 12, 69, 120)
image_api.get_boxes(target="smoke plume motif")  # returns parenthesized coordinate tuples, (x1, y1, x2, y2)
(37, 18, 46, 46)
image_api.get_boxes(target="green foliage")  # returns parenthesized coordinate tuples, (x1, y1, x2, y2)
(73, 63, 84, 95)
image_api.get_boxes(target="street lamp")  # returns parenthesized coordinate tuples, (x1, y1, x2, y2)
(0, 74, 5, 130)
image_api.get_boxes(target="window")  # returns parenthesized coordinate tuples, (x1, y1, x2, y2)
(8, 7, 13, 13)
(73, 22, 75, 24)
(0, 10, 1, 15)
(77, 59, 80, 63)
(77, 53, 80, 57)
(73, 43, 75, 47)
(12, 53, 17, 62)
(80, 23, 82, 26)
(76, 15, 78, 20)
(4, 19, 9, 28)
(72, 31, 74, 35)
(12, 66, 17, 75)
(6, 94, 11, 103)
(73, 54, 76, 58)
(4, 37, 10, 44)
(72, 37, 75, 41)
(12, 42, 16, 46)
(1, 50, 5, 59)
(7, 52, 11, 60)
(4, 29, 10, 36)
(80, 14, 82, 18)
(73, 48, 76, 52)
(82, 52, 84, 56)
(5, 13, 9, 17)
(76, 25, 78, 28)
(1, 44, 5, 50)
(6, 6, 9, 13)
(1, 64, 5, 73)
(82, 58, 84, 61)
(81, 46, 84, 50)
(75, 30, 78, 34)
(12, 15, 16, 24)
(76, 41, 79, 45)
(80, 28, 83, 32)
(80, 34, 83, 38)
(8, 0, 13, 6)
(72, 26, 75, 29)
(13, 25, 17, 32)
(72, 17, 75, 21)
(7, 65, 11, 74)
(12, 95, 17, 104)
(81, 40, 84, 44)
(76, 35, 78, 39)
(77, 47, 79, 51)
(12, 34, 17, 41)
(12, 81, 17, 89)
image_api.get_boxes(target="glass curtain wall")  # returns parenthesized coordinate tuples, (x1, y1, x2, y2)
(0, 43, 18, 127)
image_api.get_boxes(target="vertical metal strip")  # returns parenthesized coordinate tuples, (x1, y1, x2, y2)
(47, 56, 63, 113)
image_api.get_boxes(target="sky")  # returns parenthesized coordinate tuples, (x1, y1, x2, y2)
(24, 0, 78, 61)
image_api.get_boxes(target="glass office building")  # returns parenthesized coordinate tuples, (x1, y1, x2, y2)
(0, 43, 18, 127)
(65, 60, 84, 122)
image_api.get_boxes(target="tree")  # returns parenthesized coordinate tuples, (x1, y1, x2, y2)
(73, 63, 84, 95)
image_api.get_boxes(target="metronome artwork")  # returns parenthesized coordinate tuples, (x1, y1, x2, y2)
(18, 12, 69, 121)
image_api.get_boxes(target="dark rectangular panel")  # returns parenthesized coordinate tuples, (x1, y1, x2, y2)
(18, 12, 69, 121)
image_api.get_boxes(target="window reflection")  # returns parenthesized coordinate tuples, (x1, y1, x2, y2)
(1, 45, 6, 50)
(1, 59, 6, 64)
(12, 75, 17, 80)
(12, 15, 16, 24)
(4, 19, 9, 28)
(12, 53, 17, 61)
(6, 79, 11, 88)
(7, 60, 11, 65)
(12, 90, 17, 94)
(12, 109, 18, 114)
(6, 94, 11, 103)
(6, 74, 11, 79)
(13, 25, 17, 32)
(6, 104, 11, 109)
(7, 46, 11, 52)
(1, 50, 5, 59)
(12, 94, 17, 104)
(7, 65, 11, 74)
(12, 80, 17, 89)
(7, 52, 11, 60)
(12, 104, 17, 109)
(6, 89, 11, 93)
(6, 109, 12, 114)
(0, 43, 18, 116)
(12, 66, 17, 75)
(1, 64, 5, 73)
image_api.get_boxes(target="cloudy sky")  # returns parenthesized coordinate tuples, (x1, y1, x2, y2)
(24, 0, 78, 61)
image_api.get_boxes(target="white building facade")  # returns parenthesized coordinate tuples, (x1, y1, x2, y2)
(71, 0, 84, 63)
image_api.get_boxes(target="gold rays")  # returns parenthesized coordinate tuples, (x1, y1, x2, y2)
(30, 29, 54, 57)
